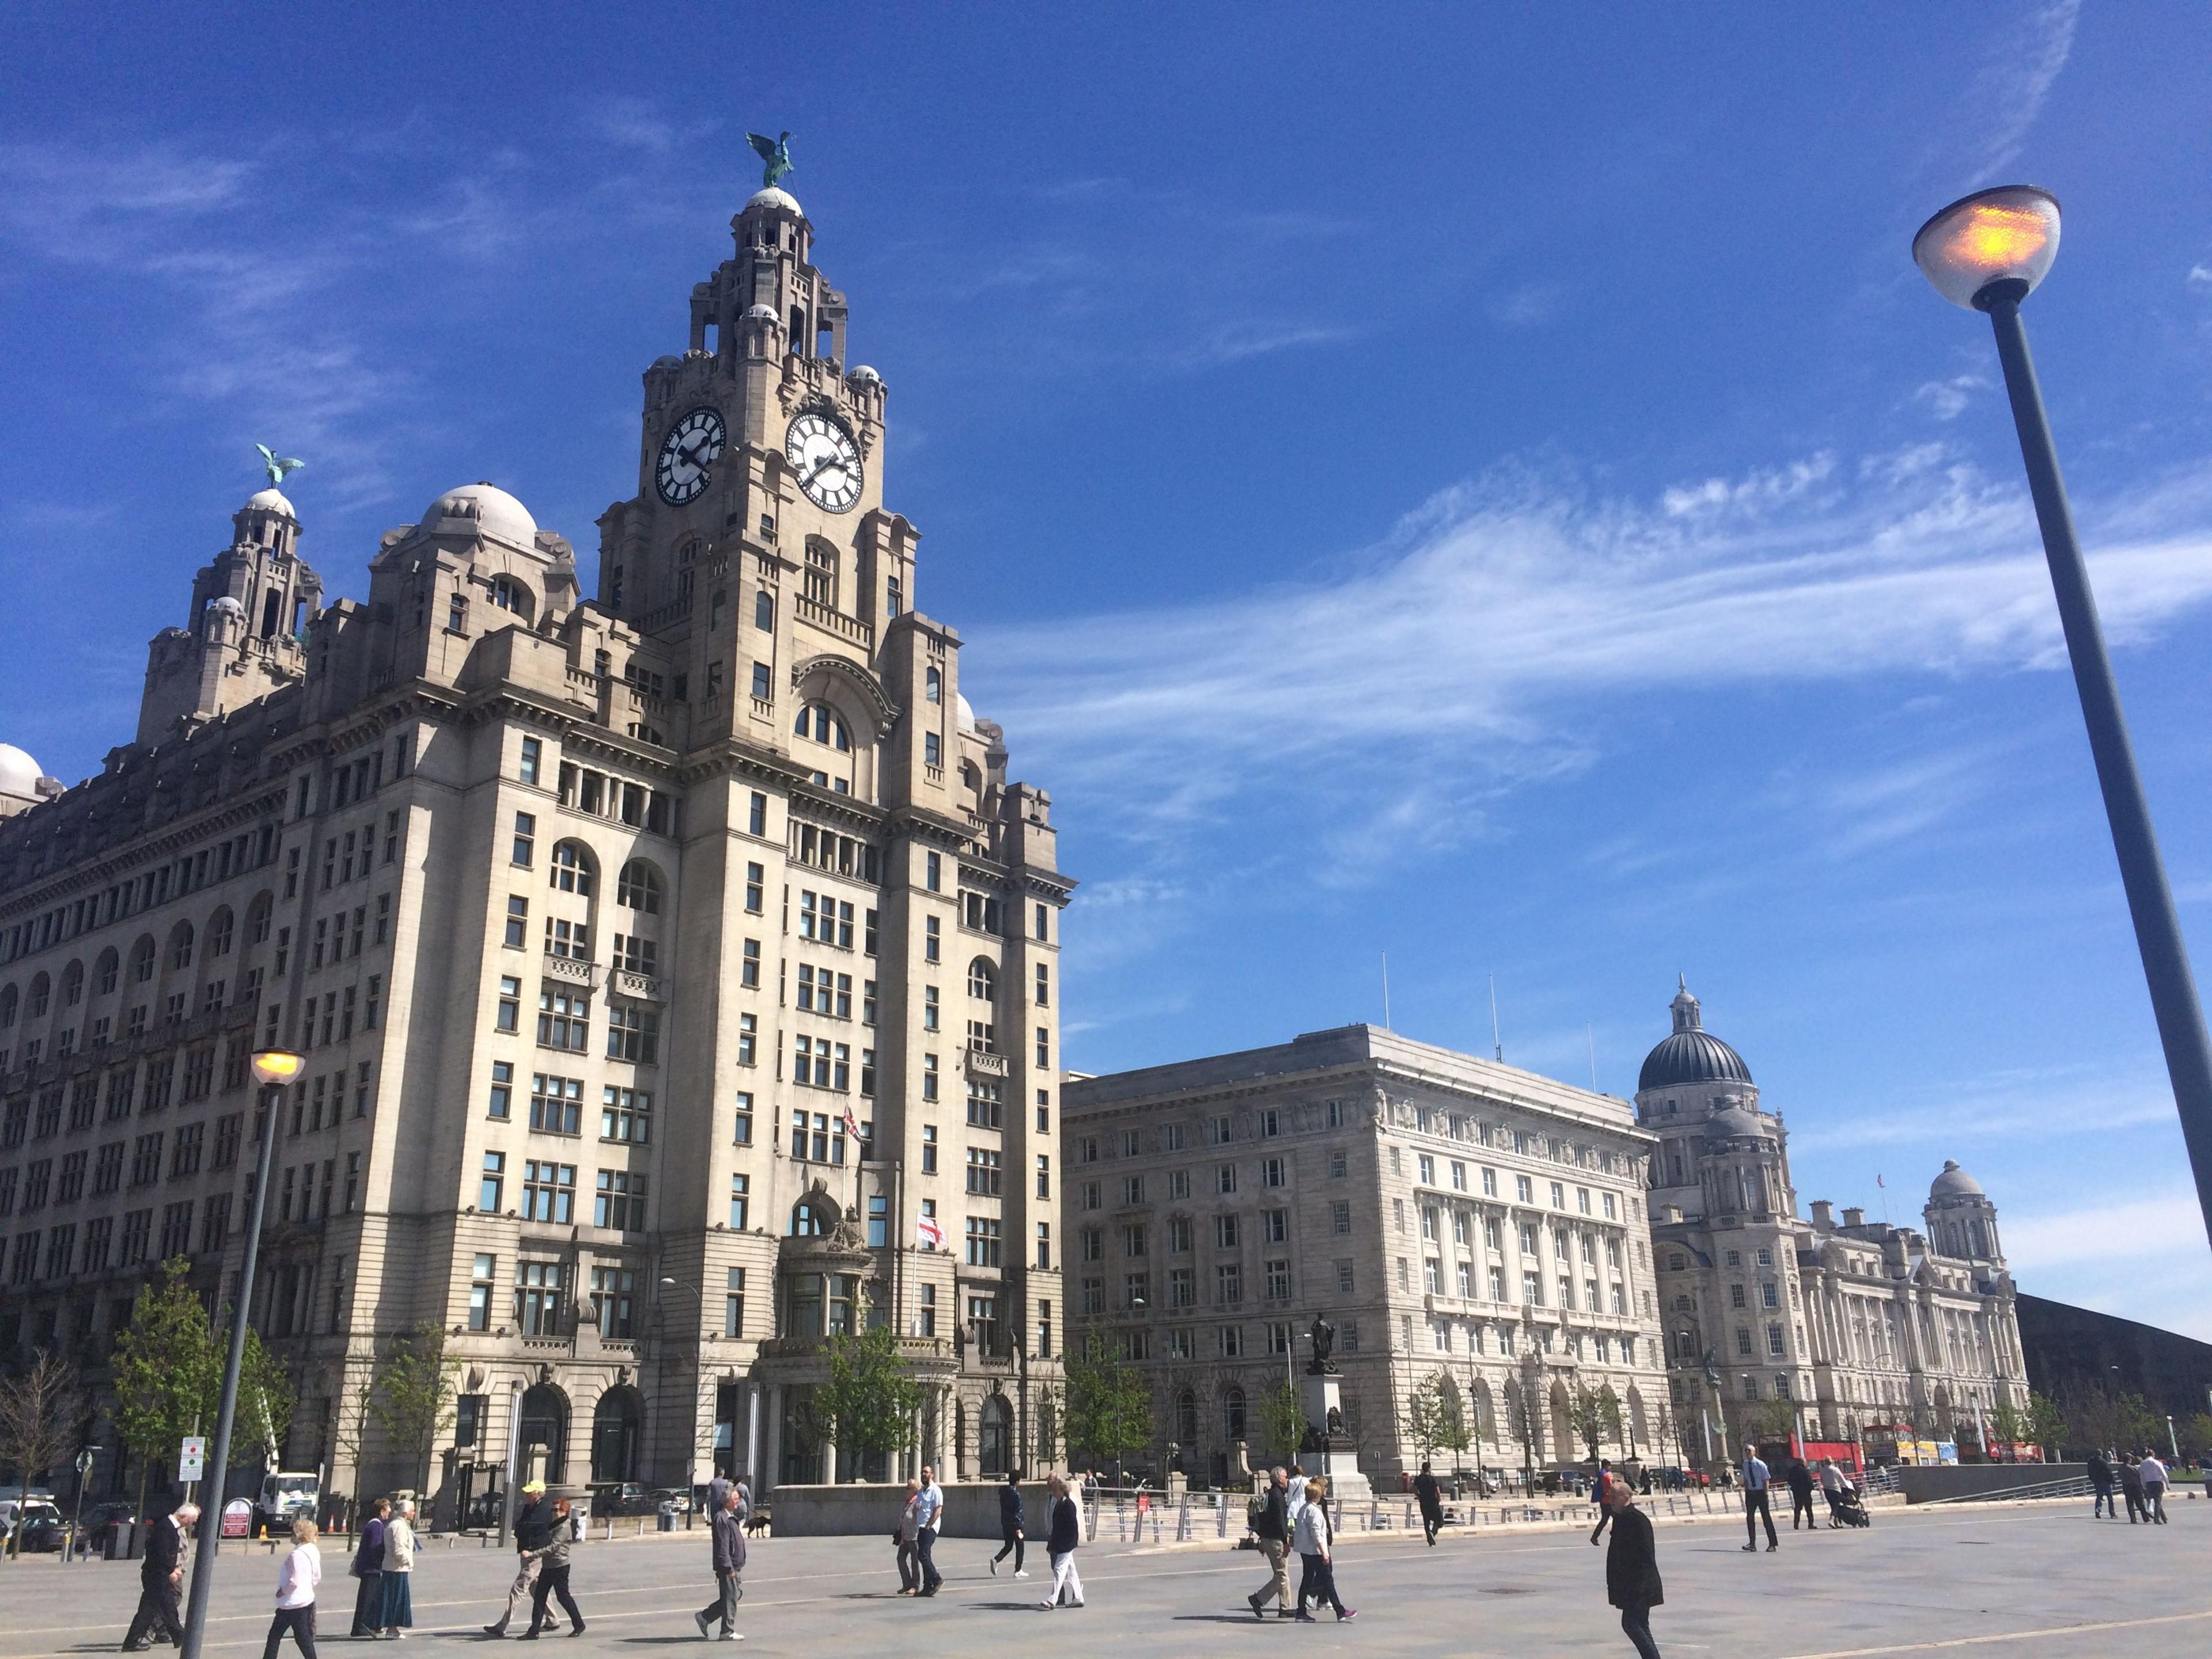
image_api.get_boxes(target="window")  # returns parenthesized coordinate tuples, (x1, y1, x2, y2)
(616, 859, 663, 913)
(480, 1152, 505, 1211)
(967, 956, 997, 1000)
(965, 1215, 1001, 1268)
(924, 916, 940, 963)
(549, 841, 593, 895)
(518, 736, 542, 785)
(965, 1146, 1002, 1195)
(748, 791, 768, 836)
(1330, 1149, 1347, 1179)
(1035, 962, 1050, 1007)
(1331, 1200, 1351, 1234)
(521, 1160, 576, 1223)
(594, 1169, 648, 1231)
(922, 985, 939, 1030)
(538, 986, 590, 1050)
(1214, 1214, 1239, 1249)
(469, 1254, 497, 1330)
(1215, 1263, 1243, 1305)
(1169, 1266, 1195, 1307)
(1261, 1156, 1285, 1187)
(732, 1091, 753, 1145)
(744, 862, 764, 914)
(1767, 1323, 1786, 1357)
(1167, 1216, 1191, 1252)
(516, 1262, 564, 1336)
(1216, 1163, 1237, 1195)
(737, 1013, 757, 1066)
(512, 813, 536, 866)
(601, 1086, 651, 1142)
(1265, 1259, 1291, 1299)
(922, 1124, 938, 1174)
(607, 1005, 658, 1063)
(729, 1173, 750, 1229)
(724, 1267, 748, 1336)
(751, 661, 771, 700)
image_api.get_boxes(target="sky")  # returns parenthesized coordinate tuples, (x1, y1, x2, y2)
(5, 2, 2212, 1336)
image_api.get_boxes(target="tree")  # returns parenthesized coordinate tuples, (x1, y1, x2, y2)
(2024, 1393, 2067, 1462)
(2066, 1387, 2158, 1457)
(1504, 1380, 1540, 1483)
(1063, 1337, 1152, 1476)
(1986, 1398, 2025, 1453)
(372, 1322, 457, 1493)
(109, 1260, 220, 1514)
(0, 1350, 86, 1558)
(329, 1372, 376, 1504)
(812, 1325, 930, 1483)
(1570, 1382, 1626, 1462)
(1741, 1396, 1797, 1447)
(1256, 1380, 1305, 1468)
(1433, 1375, 1471, 1470)
(1402, 1372, 1449, 1465)
(2179, 1413, 2212, 1468)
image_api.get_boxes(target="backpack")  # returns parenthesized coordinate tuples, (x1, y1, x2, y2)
(1247, 1489, 1269, 1522)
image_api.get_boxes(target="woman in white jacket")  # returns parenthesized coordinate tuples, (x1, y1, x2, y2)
(1290, 1479, 1355, 1623)
(262, 1518, 323, 1658)
(377, 1498, 416, 1637)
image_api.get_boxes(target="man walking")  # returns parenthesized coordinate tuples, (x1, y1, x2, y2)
(913, 1464, 944, 1597)
(1602, 1478, 1665, 1659)
(1412, 1460, 1445, 1546)
(1739, 1445, 1778, 1552)
(120, 1502, 198, 1652)
(1786, 1456, 1816, 1531)
(1040, 1472, 1085, 1610)
(486, 1479, 563, 1637)
(2118, 1452, 2148, 1524)
(1247, 1467, 1292, 1619)
(2139, 1449, 2169, 1524)
(2085, 1448, 2115, 1518)
(694, 1488, 745, 1641)
(1817, 1459, 1848, 1524)
(990, 1467, 1027, 1577)
(1590, 1459, 1617, 1545)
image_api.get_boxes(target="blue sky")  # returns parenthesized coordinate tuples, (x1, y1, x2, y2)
(6, 3, 2212, 1334)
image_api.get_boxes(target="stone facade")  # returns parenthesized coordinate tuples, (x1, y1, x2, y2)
(1639, 981, 2027, 1463)
(0, 183, 1070, 1514)
(1062, 1026, 1673, 1484)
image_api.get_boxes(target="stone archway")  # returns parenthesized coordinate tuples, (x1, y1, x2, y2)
(979, 1393, 1012, 1477)
(1550, 1381, 1575, 1465)
(1627, 1386, 1649, 1456)
(590, 1385, 643, 1484)
(519, 1383, 570, 1486)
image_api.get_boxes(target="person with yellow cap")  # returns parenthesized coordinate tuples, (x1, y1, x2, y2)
(484, 1480, 566, 1638)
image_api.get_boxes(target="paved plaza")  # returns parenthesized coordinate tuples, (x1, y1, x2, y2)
(2, 1502, 2204, 1658)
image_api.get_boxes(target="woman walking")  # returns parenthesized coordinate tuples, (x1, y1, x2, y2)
(521, 1497, 585, 1639)
(348, 1498, 389, 1638)
(261, 1518, 323, 1659)
(894, 1479, 922, 1595)
(376, 1498, 416, 1638)
(1290, 1478, 1355, 1623)
(1038, 1472, 1084, 1611)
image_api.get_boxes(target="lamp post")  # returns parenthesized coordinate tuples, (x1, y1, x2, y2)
(179, 1047, 301, 1659)
(1915, 186, 2212, 1253)
(659, 1279, 706, 1528)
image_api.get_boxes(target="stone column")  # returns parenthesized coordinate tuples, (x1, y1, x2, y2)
(763, 1383, 783, 1494)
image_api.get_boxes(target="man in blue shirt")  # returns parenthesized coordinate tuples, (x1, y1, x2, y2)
(1740, 1445, 1778, 1552)
(914, 1465, 945, 1596)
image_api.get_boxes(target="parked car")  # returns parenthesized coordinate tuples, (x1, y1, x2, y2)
(650, 1487, 694, 1514)
(590, 1482, 658, 1516)
(0, 1500, 66, 1550)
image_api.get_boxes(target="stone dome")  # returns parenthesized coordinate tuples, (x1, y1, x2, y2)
(420, 482, 537, 548)
(745, 304, 781, 324)
(956, 693, 978, 736)
(245, 487, 297, 517)
(1930, 1160, 1984, 1199)
(1638, 979, 1753, 1093)
(0, 743, 43, 797)
(206, 596, 246, 620)
(847, 365, 882, 385)
(745, 187, 803, 217)
(1705, 1100, 1772, 1141)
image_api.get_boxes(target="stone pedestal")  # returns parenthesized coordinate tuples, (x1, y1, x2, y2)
(1294, 1371, 1372, 1505)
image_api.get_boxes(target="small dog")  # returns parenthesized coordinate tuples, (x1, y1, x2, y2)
(743, 1508, 771, 1538)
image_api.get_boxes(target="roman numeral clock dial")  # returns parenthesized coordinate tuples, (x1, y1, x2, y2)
(785, 412, 863, 513)
(655, 407, 726, 505)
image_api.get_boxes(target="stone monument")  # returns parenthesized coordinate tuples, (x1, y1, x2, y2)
(1294, 1315, 1372, 1503)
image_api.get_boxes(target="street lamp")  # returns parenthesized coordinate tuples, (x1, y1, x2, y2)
(1915, 185, 2212, 1253)
(179, 1047, 301, 1659)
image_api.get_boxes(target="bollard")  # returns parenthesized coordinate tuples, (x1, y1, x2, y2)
(1175, 1496, 1191, 1542)
(1217, 1498, 1228, 1538)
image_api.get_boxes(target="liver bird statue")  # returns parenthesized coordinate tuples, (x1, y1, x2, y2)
(256, 444, 305, 487)
(747, 130, 794, 190)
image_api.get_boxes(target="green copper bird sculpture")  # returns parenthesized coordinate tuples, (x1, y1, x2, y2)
(747, 130, 794, 190)
(256, 444, 305, 487)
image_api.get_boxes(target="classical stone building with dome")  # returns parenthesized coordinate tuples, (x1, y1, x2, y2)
(0, 182, 1070, 1513)
(1639, 980, 2029, 1464)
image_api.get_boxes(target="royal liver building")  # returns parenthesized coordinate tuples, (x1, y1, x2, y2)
(0, 175, 1071, 1511)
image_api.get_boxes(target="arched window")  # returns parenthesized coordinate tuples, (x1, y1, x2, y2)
(95, 949, 119, 997)
(967, 957, 997, 1001)
(0, 984, 16, 1028)
(793, 702, 850, 751)
(925, 666, 941, 705)
(979, 1395, 1011, 1476)
(1222, 1386, 1248, 1443)
(167, 922, 195, 971)
(549, 840, 595, 896)
(1176, 1389, 1198, 1446)
(130, 936, 157, 985)
(60, 960, 83, 1007)
(489, 575, 533, 619)
(789, 1194, 838, 1238)
(26, 973, 50, 1018)
(755, 590, 774, 631)
(616, 860, 664, 914)
(206, 908, 234, 959)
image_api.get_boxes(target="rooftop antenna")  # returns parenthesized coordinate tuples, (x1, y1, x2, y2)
(1488, 975, 1502, 1063)
(1381, 953, 1392, 1031)
(1587, 1024, 1599, 1092)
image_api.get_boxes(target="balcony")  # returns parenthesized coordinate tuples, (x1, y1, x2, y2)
(610, 968, 662, 1003)
(543, 953, 600, 991)
(794, 594, 874, 650)
(963, 1047, 1007, 1080)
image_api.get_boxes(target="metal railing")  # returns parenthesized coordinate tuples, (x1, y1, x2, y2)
(1920, 1475, 2092, 1506)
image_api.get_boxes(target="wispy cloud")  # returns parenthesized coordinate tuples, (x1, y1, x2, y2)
(1915, 374, 1988, 421)
(1487, 283, 1563, 329)
(1789, 1064, 2179, 1154)
(2001, 1192, 2205, 1272)
(1945, 1, 2081, 189)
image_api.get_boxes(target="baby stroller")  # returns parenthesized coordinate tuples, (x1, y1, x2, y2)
(1827, 1484, 1871, 1529)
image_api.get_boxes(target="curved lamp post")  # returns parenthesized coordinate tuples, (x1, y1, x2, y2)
(1915, 186, 2212, 1254)
(180, 1047, 302, 1659)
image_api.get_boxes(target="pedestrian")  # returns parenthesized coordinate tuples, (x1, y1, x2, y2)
(487, 1480, 563, 1637)
(521, 1496, 585, 1639)
(893, 1479, 922, 1594)
(120, 1502, 199, 1652)
(912, 1463, 944, 1597)
(2085, 1448, 2115, 1518)
(261, 1517, 324, 1659)
(1590, 1459, 1616, 1546)
(1246, 1466, 1292, 1620)
(1738, 1446, 1777, 1552)
(2118, 1453, 2148, 1524)
(1290, 1478, 1355, 1623)
(376, 1497, 416, 1638)
(1039, 1472, 1085, 1610)
(1786, 1457, 1816, 1531)
(347, 1498, 390, 1637)
(990, 1467, 1028, 1578)
(694, 1488, 745, 1641)
(1602, 1475, 1665, 1659)
(2139, 1450, 2169, 1524)
(1818, 1459, 1847, 1525)
(1412, 1460, 1444, 1546)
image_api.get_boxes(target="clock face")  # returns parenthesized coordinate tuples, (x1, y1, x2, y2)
(785, 412, 863, 513)
(656, 407, 726, 505)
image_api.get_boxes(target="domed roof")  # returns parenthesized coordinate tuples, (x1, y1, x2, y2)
(1638, 977, 1754, 1092)
(0, 743, 43, 797)
(1930, 1160, 1984, 1199)
(956, 693, 978, 736)
(745, 187, 803, 217)
(244, 487, 297, 517)
(745, 304, 781, 324)
(1705, 1100, 1772, 1141)
(206, 595, 246, 619)
(847, 364, 882, 384)
(419, 482, 537, 548)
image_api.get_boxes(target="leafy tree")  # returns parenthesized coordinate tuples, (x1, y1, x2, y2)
(372, 1322, 456, 1493)
(812, 1325, 930, 1482)
(2024, 1393, 2067, 1461)
(240, 1330, 295, 1467)
(1741, 1396, 1798, 1446)
(0, 1350, 86, 1558)
(1402, 1371, 1448, 1464)
(2066, 1388, 2159, 1457)
(1504, 1380, 1540, 1482)
(1986, 1398, 2025, 1452)
(1063, 1337, 1153, 1476)
(109, 1260, 220, 1514)
(1256, 1380, 1305, 1467)
(1570, 1382, 1626, 1461)
(329, 1372, 375, 1502)
(1433, 1374, 1471, 1468)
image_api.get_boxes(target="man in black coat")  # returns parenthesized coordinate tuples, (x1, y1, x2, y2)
(2086, 1449, 2115, 1518)
(1602, 1482, 1664, 1659)
(120, 1502, 199, 1651)
(1412, 1461, 1445, 1546)
(990, 1468, 1027, 1577)
(485, 1481, 566, 1636)
(1247, 1467, 1291, 1618)
(695, 1489, 747, 1640)
(1786, 1458, 1817, 1531)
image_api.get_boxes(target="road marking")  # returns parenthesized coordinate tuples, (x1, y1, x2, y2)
(1774, 1608, 2212, 1658)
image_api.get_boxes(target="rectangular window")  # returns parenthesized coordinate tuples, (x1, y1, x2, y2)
(1215, 1263, 1243, 1305)
(748, 792, 768, 836)
(964, 1215, 1001, 1268)
(529, 1073, 584, 1134)
(469, 1253, 497, 1330)
(1265, 1259, 1291, 1299)
(924, 915, 940, 963)
(593, 1169, 648, 1231)
(520, 1160, 577, 1223)
(921, 1124, 938, 1173)
(965, 1146, 1002, 1196)
(601, 1085, 651, 1143)
(606, 1005, 658, 1064)
(1214, 1214, 1239, 1249)
(496, 976, 521, 1033)
(512, 812, 536, 866)
(537, 986, 590, 1050)
(724, 1267, 747, 1336)
(751, 661, 771, 700)
(519, 737, 541, 785)
(515, 1261, 564, 1336)
(480, 1152, 505, 1211)
(729, 1173, 750, 1230)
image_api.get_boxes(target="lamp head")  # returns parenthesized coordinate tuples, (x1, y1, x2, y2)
(1912, 185, 2061, 309)
(250, 1048, 305, 1085)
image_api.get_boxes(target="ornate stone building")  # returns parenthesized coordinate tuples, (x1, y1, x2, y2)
(1063, 1026, 1673, 1484)
(1640, 980, 2027, 1463)
(0, 180, 1070, 1512)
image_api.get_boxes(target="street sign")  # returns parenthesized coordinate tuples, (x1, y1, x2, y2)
(74, 1449, 94, 1476)
(221, 1499, 252, 1539)
(179, 1435, 207, 1482)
